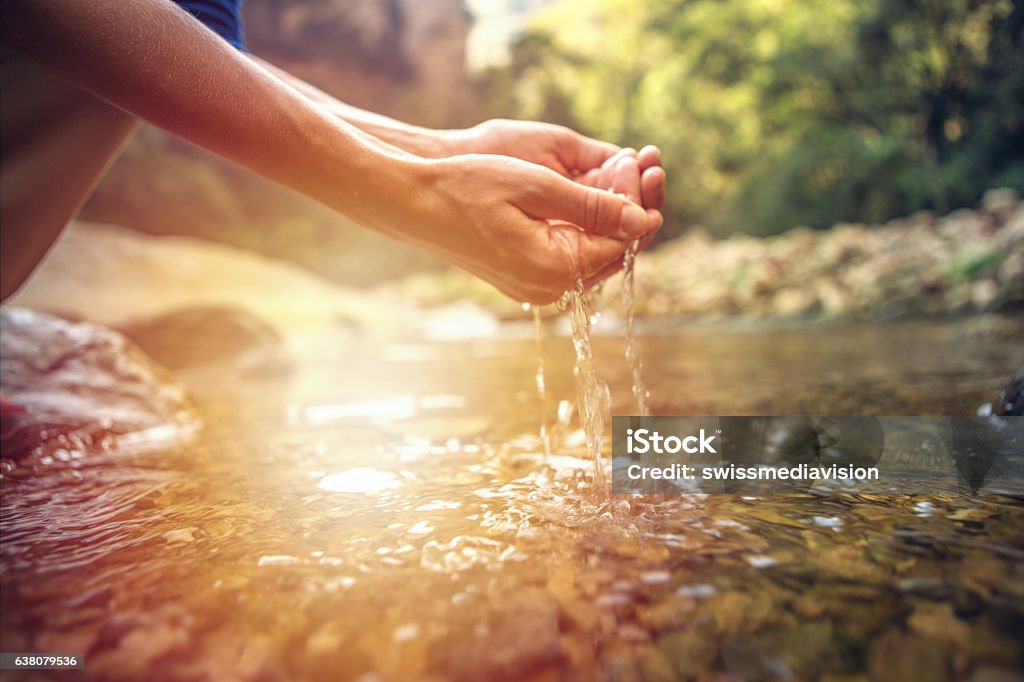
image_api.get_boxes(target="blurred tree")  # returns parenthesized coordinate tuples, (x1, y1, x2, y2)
(480, 0, 1023, 237)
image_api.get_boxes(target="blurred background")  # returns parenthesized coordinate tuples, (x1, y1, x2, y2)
(72, 0, 1023, 317)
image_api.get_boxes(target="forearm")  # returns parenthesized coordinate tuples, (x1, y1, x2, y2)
(251, 56, 455, 159)
(1, 0, 431, 235)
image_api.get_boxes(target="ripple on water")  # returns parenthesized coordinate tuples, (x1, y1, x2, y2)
(420, 535, 520, 573)
(3, 318, 1022, 681)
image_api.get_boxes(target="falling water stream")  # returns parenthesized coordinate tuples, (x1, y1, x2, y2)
(539, 237, 651, 491)
(622, 238, 650, 416)
(558, 279, 610, 491)
(525, 237, 651, 490)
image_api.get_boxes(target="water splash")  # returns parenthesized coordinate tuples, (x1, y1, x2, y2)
(622, 239, 650, 416)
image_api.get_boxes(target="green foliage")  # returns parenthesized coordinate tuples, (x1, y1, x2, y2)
(948, 248, 1005, 279)
(480, 0, 1024, 237)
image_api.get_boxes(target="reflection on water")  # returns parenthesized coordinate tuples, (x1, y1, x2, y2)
(318, 468, 403, 495)
(528, 305, 552, 458)
(2, 320, 1023, 681)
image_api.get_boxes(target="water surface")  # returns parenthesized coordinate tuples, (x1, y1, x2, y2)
(2, 318, 1023, 681)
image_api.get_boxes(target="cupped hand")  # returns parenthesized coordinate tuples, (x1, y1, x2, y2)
(452, 119, 666, 213)
(409, 154, 660, 304)
(450, 119, 619, 181)
(575, 147, 664, 284)
(578, 145, 666, 212)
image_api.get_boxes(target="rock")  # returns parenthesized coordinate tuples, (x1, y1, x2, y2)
(907, 603, 971, 654)
(441, 588, 562, 681)
(635, 598, 697, 632)
(791, 595, 827, 619)
(0, 307, 199, 460)
(814, 545, 889, 585)
(991, 371, 1024, 416)
(896, 577, 951, 600)
(971, 279, 1001, 310)
(707, 591, 774, 637)
(119, 305, 291, 375)
(868, 629, 950, 682)
(657, 629, 718, 676)
(981, 188, 1019, 224)
(722, 621, 837, 681)
(8, 221, 421, 347)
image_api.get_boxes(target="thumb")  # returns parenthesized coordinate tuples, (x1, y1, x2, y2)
(568, 134, 620, 174)
(523, 172, 652, 239)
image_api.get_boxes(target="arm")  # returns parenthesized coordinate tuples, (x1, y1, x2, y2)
(251, 55, 453, 159)
(253, 54, 666, 207)
(2, 0, 416, 232)
(1, 0, 657, 303)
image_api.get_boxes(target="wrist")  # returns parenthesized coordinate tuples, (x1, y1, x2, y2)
(366, 122, 457, 159)
(318, 130, 442, 242)
(429, 127, 475, 157)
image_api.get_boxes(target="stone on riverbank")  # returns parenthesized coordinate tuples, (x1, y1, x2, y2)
(118, 305, 292, 376)
(0, 307, 199, 460)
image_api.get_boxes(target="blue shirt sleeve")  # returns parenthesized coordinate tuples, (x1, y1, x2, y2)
(174, 0, 246, 51)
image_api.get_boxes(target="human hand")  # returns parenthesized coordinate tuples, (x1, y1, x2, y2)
(450, 119, 665, 212)
(578, 145, 666, 212)
(573, 146, 665, 283)
(449, 119, 618, 179)
(400, 154, 661, 304)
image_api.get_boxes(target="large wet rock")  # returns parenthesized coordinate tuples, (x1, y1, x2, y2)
(0, 307, 199, 460)
(118, 305, 291, 376)
(7, 221, 421, 348)
(992, 371, 1024, 417)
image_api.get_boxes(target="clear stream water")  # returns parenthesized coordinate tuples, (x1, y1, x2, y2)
(1, 317, 1023, 681)
(622, 239, 650, 418)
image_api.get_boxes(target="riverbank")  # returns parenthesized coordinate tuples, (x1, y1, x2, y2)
(385, 188, 1024, 322)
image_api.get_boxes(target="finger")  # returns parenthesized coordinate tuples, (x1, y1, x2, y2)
(611, 147, 639, 161)
(638, 145, 662, 172)
(583, 258, 624, 289)
(575, 147, 639, 190)
(582, 218, 660, 289)
(575, 230, 632, 280)
(641, 166, 666, 211)
(611, 155, 642, 204)
(575, 167, 602, 187)
(524, 173, 652, 239)
(638, 214, 662, 250)
(565, 133, 621, 175)
(645, 208, 664, 233)
(598, 147, 636, 190)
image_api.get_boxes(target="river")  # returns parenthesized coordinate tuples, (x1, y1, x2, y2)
(2, 317, 1022, 681)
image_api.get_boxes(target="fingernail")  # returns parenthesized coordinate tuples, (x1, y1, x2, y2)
(622, 203, 648, 236)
